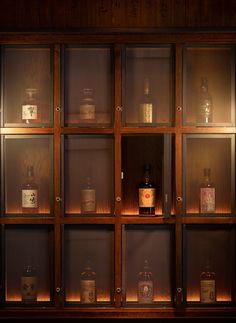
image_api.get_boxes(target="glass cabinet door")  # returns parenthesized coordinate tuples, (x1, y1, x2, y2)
(1, 45, 53, 127)
(123, 45, 173, 126)
(62, 45, 113, 127)
(183, 45, 235, 126)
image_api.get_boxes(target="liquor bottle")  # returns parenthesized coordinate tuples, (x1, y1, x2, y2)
(137, 259, 154, 304)
(81, 176, 96, 213)
(139, 77, 154, 124)
(22, 88, 39, 124)
(22, 165, 39, 214)
(138, 164, 156, 216)
(80, 259, 96, 304)
(197, 77, 213, 124)
(79, 88, 95, 121)
(200, 259, 216, 303)
(20, 256, 37, 303)
(199, 168, 215, 214)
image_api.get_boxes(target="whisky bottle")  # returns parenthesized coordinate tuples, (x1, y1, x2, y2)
(80, 259, 96, 304)
(137, 259, 154, 304)
(79, 88, 95, 121)
(22, 88, 39, 124)
(199, 168, 215, 214)
(138, 164, 156, 216)
(81, 176, 96, 213)
(22, 165, 39, 214)
(200, 259, 216, 303)
(197, 77, 213, 124)
(139, 77, 154, 124)
(20, 256, 37, 303)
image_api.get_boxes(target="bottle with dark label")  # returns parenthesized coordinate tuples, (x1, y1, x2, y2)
(20, 256, 37, 303)
(197, 77, 213, 124)
(199, 168, 215, 214)
(139, 78, 154, 124)
(80, 259, 96, 304)
(138, 164, 156, 216)
(200, 259, 216, 303)
(79, 88, 95, 121)
(81, 176, 96, 213)
(22, 165, 39, 214)
(22, 88, 39, 124)
(137, 259, 154, 304)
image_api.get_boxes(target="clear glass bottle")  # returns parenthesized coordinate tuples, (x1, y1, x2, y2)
(81, 176, 96, 213)
(200, 259, 216, 303)
(137, 259, 154, 304)
(79, 88, 96, 121)
(199, 168, 215, 214)
(139, 77, 154, 124)
(80, 259, 96, 304)
(22, 165, 39, 214)
(138, 164, 156, 216)
(22, 88, 39, 124)
(197, 77, 213, 124)
(20, 256, 37, 303)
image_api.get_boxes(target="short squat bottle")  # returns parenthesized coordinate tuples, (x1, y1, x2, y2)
(137, 259, 154, 304)
(199, 168, 215, 214)
(200, 260, 216, 303)
(22, 165, 39, 214)
(22, 88, 39, 124)
(21, 256, 37, 303)
(80, 259, 96, 304)
(79, 88, 95, 121)
(138, 164, 156, 216)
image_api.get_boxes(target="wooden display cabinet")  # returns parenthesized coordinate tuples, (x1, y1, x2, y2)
(0, 32, 236, 320)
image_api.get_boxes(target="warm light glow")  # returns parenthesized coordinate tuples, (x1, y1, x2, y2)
(6, 293, 50, 302)
(67, 113, 111, 124)
(6, 207, 50, 214)
(66, 206, 111, 215)
(122, 206, 163, 216)
(66, 294, 110, 302)
(187, 292, 231, 302)
(187, 207, 230, 214)
(126, 292, 171, 302)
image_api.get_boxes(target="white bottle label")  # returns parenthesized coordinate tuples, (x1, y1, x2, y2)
(139, 188, 156, 207)
(81, 189, 96, 212)
(140, 103, 153, 123)
(80, 279, 96, 303)
(137, 280, 153, 303)
(200, 279, 216, 303)
(22, 189, 38, 208)
(21, 276, 37, 301)
(200, 187, 215, 213)
(80, 104, 95, 120)
(22, 104, 38, 121)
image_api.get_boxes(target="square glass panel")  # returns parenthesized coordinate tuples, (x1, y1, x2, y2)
(3, 135, 53, 216)
(63, 46, 113, 127)
(123, 224, 174, 306)
(64, 225, 114, 305)
(123, 46, 173, 126)
(63, 135, 114, 216)
(2, 46, 53, 127)
(183, 45, 235, 126)
(5, 225, 53, 304)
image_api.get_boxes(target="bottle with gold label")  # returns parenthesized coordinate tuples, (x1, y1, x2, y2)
(200, 259, 216, 303)
(199, 168, 215, 214)
(139, 77, 154, 124)
(81, 176, 96, 214)
(22, 165, 39, 214)
(138, 164, 156, 216)
(79, 88, 95, 121)
(22, 88, 39, 124)
(137, 259, 154, 304)
(80, 259, 96, 304)
(197, 77, 213, 124)
(20, 256, 37, 303)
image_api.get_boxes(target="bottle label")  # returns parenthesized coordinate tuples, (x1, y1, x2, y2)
(21, 276, 37, 301)
(22, 104, 38, 120)
(80, 279, 96, 303)
(200, 187, 215, 213)
(22, 189, 38, 208)
(139, 103, 153, 123)
(137, 280, 153, 303)
(200, 279, 216, 303)
(81, 189, 96, 212)
(79, 104, 95, 120)
(139, 188, 155, 207)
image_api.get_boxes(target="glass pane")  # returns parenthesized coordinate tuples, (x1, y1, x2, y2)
(184, 135, 233, 215)
(184, 225, 234, 304)
(183, 45, 235, 126)
(64, 225, 114, 305)
(3, 46, 53, 127)
(64, 135, 114, 216)
(4, 135, 53, 216)
(123, 46, 173, 126)
(123, 224, 174, 305)
(5, 225, 53, 304)
(63, 46, 113, 127)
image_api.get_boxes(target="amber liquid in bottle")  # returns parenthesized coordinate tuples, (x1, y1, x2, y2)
(138, 164, 156, 216)
(137, 259, 154, 304)
(197, 77, 213, 124)
(200, 259, 216, 303)
(199, 168, 215, 214)
(21, 256, 37, 303)
(22, 165, 39, 214)
(139, 77, 154, 124)
(80, 260, 96, 304)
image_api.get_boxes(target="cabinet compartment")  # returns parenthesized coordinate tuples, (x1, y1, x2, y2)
(62, 46, 113, 127)
(1, 45, 53, 127)
(122, 224, 174, 305)
(183, 224, 235, 305)
(2, 135, 53, 216)
(63, 224, 114, 305)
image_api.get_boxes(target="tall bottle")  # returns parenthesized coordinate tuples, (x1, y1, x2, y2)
(22, 88, 39, 124)
(20, 256, 37, 303)
(137, 259, 154, 304)
(139, 77, 154, 124)
(79, 88, 95, 121)
(81, 176, 96, 213)
(138, 164, 156, 216)
(199, 168, 215, 214)
(22, 165, 39, 214)
(197, 77, 213, 124)
(80, 259, 96, 304)
(200, 259, 216, 303)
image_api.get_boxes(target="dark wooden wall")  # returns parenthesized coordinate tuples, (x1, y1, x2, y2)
(0, 0, 235, 31)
